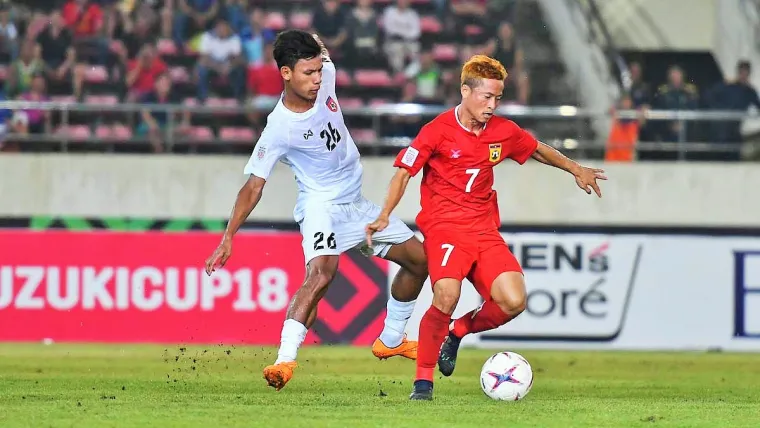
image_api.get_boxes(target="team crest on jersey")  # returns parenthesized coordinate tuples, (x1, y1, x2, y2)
(489, 143, 502, 163)
(326, 96, 338, 112)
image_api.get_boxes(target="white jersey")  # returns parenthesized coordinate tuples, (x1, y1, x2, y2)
(243, 61, 363, 223)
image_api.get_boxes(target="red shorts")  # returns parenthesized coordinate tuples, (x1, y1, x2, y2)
(423, 229, 522, 300)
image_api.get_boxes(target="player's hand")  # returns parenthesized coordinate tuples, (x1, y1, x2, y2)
(365, 216, 390, 246)
(204, 239, 232, 276)
(574, 166, 607, 197)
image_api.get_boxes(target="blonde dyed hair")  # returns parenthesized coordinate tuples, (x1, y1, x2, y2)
(460, 55, 508, 88)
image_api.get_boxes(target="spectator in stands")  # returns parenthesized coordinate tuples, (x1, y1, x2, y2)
(312, 0, 348, 59)
(4, 41, 45, 98)
(126, 44, 167, 102)
(705, 60, 760, 161)
(117, 14, 155, 61)
(246, 43, 282, 125)
(36, 11, 84, 99)
(652, 65, 698, 143)
(407, 51, 442, 104)
(137, 72, 185, 153)
(173, 0, 219, 52)
(628, 61, 651, 107)
(125, 0, 172, 38)
(346, 0, 380, 67)
(196, 18, 245, 102)
(240, 8, 276, 67)
(485, 22, 529, 104)
(0, 91, 13, 151)
(449, 0, 486, 34)
(0, 2, 18, 60)
(605, 93, 647, 162)
(11, 73, 51, 138)
(222, 0, 247, 34)
(61, 0, 109, 66)
(382, 0, 421, 75)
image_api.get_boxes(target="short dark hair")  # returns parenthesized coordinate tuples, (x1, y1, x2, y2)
(273, 30, 321, 70)
(738, 60, 751, 72)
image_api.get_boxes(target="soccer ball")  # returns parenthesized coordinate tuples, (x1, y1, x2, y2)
(479, 351, 534, 401)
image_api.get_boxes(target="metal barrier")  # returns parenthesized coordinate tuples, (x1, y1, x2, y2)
(0, 100, 757, 159)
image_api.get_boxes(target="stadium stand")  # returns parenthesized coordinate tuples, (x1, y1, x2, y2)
(0, 0, 758, 161)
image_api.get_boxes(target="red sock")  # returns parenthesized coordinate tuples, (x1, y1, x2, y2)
(415, 305, 451, 382)
(451, 301, 513, 338)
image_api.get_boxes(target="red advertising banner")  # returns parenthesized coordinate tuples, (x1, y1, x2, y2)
(0, 231, 389, 345)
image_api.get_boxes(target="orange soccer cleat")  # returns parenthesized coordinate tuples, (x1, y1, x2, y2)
(263, 361, 298, 391)
(372, 336, 418, 360)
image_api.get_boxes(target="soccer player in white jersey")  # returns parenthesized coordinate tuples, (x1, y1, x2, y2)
(204, 30, 428, 391)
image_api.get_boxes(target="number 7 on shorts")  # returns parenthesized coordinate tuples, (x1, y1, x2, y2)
(440, 243, 455, 266)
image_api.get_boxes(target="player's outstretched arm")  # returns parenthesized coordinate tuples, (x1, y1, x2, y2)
(312, 34, 331, 62)
(366, 168, 412, 245)
(204, 175, 266, 275)
(532, 142, 608, 197)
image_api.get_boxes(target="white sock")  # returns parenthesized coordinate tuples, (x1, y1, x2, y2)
(379, 296, 416, 348)
(274, 319, 308, 364)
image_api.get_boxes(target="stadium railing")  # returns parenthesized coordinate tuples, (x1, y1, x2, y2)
(0, 100, 756, 160)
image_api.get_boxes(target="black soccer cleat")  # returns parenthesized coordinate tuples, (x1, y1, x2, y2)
(438, 333, 461, 377)
(409, 380, 434, 401)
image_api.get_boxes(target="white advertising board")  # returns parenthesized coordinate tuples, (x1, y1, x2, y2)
(394, 232, 760, 351)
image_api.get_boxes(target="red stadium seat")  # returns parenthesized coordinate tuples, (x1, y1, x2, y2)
(338, 97, 363, 109)
(84, 94, 119, 105)
(205, 97, 237, 116)
(289, 12, 312, 30)
(83, 66, 108, 83)
(169, 66, 190, 83)
(353, 70, 393, 87)
(220, 127, 256, 142)
(95, 124, 112, 139)
(464, 25, 483, 36)
(188, 126, 214, 141)
(51, 95, 76, 104)
(265, 12, 287, 30)
(56, 125, 92, 140)
(111, 124, 133, 139)
(94, 124, 134, 140)
(157, 39, 178, 56)
(432, 44, 458, 62)
(336, 69, 352, 87)
(350, 128, 377, 143)
(420, 16, 442, 34)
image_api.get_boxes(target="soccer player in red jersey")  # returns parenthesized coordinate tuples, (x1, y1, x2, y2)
(366, 55, 607, 400)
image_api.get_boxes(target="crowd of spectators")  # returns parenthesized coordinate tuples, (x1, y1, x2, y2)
(0, 0, 528, 152)
(0, 0, 756, 161)
(606, 59, 760, 162)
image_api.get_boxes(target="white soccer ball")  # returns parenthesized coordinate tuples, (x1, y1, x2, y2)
(479, 351, 534, 401)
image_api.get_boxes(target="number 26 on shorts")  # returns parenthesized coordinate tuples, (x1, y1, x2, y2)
(440, 243, 455, 266)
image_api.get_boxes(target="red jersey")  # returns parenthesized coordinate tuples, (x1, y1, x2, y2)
(62, 1, 103, 37)
(394, 107, 538, 234)
(127, 58, 168, 93)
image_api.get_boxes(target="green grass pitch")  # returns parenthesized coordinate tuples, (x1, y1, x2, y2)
(0, 343, 758, 427)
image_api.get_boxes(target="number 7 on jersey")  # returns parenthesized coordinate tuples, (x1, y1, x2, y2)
(465, 169, 480, 193)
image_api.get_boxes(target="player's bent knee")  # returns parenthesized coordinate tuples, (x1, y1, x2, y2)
(432, 278, 461, 315)
(304, 262, 338, 296)
(496, 292, 526, 317)
(491, 272, 527, 316)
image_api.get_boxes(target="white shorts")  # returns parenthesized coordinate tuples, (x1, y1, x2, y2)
(299, 197, 415, 264)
